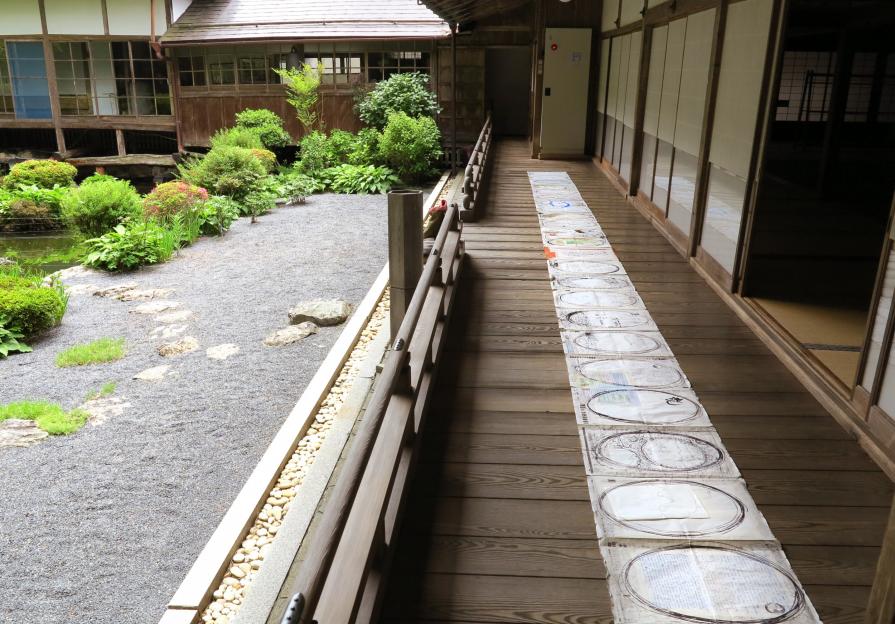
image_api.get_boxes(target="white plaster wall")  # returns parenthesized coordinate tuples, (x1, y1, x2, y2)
(0, 0, 42, 35)
(44, 0, 104, 35)
(107, 0, 166, 36)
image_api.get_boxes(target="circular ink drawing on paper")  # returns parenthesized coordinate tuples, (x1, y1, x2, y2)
(573, 331, 660, 355)
(540, 213, 596, 227)
(577, 359, 685, 388)
(550, 259, 620, 275)
(557, 275, 632, 290)
(586, 389, 701, 424)
(622, 544, 806, 623)
(560, 291, 640, 309)
(599, 480, 746, 537)
(545, 235, 608, 247)
(565, 310, 652, 330)
(595, 431, 723, 473)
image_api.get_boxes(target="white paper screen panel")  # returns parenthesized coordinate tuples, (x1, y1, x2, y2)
(603, 0, 621, 31)
(863, 249, 895, 389)
(673, 8, 715, 156)
(44, 0, 104, 35)
(643, 25, 667, 137)
(615, 35, 631, 121)
(657, 18, 685, 143)
(607, 37, 623, 120)
(107, 0, 167, 35)
(624, 31, 642, 127)
(598, 38, 610, 114)
(0, 0, 41, 35)
(620, 0, 644, 27)
(708, 0, 773, 178)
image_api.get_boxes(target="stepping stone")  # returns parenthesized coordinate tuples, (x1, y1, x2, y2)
(134, 365, 171, 381)
(158, 336, 199, 357)
(116, 288, 175, 302)
(207, 344, 240, 360)
(94, 283, 139, 298)
(131, 300, 180, 314)
(0, 419, 48, 448)
(289, 300, 351, 327)
(80, 398, 130, 426)
(265, 322, 318, 346)
(67, 283, 100, 296)
(151, 324, 188, 340)
(156, 310, 194, 324)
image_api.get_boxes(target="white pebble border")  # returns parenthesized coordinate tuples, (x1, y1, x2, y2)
(199, 293, 390, 624)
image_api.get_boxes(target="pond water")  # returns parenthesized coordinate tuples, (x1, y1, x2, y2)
(0, 231, 81, 273)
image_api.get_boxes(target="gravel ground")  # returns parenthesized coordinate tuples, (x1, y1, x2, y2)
(0, 194, 388, 624)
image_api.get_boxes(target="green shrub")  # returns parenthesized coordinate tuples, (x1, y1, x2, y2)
(327, 130, 355, 163)
(0, 315, 32, 358)
(3, 160, 77, 190)
(61, 178, 142, 237)
(348, 128, 383, 166)
(179, 146, 267, 201)
(235, 108, 292, 149)
(274, 64, 323, 132)
(271, 172, 323, 203)
(5, 199, 56, 232)
(83, 220, 180, 271)
(297, 131, 335, 172)
(250, 148, 277, 173)
(80, 173, 118, 186)
(197, 196, 240, 235)
(379, 112, 442, 183)
(356, 72, 440, 129)
(55, 337, 125, 367)
(243, 188, 277, 222)
(0, 400, 88, 435)
(143, 181, 209, 220)
(0, 279, 66, 338)
(210, 126, 265, 150)
(319, 164, 399, 194)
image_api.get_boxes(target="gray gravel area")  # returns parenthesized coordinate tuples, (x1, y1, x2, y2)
(0, 194, 387, 624)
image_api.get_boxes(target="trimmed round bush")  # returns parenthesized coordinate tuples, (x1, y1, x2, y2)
(356, 72, 441, 129)
(250, 148, 277, 172)
(61, 178, 142, 237)
(379, 112, 442, 183)
(3, 159, 77, 190)
(143, 181, 208, 220)
(0, 280, 66, 338)
(235, 108, 292, 149)
(210, 127, 264, 150)
(178, 146, 266, 201)
(8, 199, 56, 232)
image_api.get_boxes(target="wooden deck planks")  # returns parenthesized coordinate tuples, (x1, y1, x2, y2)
(380, 140, 892, 624)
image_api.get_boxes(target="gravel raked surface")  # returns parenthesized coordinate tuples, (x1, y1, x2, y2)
(0, 194, 388, 624)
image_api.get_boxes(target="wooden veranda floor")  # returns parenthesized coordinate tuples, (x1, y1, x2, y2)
(380, 139, 893, 623)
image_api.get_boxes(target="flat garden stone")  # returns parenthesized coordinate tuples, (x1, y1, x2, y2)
(155, 310, 195, 324)
(131, 300, 180, 315)
(80, 398, 130, 426)
(0, 419, 48, 448)
(207, 344, 240, 360)
(151, 324, 188, 340)
(67, 283, 100, 296)
(158, 337, 199, 357)
(264, 322, 318, 347)
(116, 288, 175, 302)
(94, 283, 138, 298)
(133, 365, 172, 381)
(288, 300, 351, 327)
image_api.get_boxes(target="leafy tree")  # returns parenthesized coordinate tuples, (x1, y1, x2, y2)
(274, 64, 324, 132)
(356, 72, 440, 129)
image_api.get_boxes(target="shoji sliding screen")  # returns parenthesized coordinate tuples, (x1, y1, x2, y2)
(596, 38, 610, 159)
(699, 0, 774, 273)
(635, 10, 714, 243)
(599, 32, 641, 185)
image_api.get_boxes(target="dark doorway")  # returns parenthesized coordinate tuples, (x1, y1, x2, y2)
(743, 0, 895, 387)
(485, 47, 532, 136)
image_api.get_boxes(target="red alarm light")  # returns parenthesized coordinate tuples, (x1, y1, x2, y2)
(551, 42, 558, 51)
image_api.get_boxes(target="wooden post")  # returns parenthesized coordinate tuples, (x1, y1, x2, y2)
(866, 495, 895, 624)
(451, 24, 458, 176)
(115, 129, 127, 156)
(388, 190, 423, 340)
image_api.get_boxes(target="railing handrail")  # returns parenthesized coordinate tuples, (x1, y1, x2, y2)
(281, 199, 462, 624)
(461, 112, 493, 221)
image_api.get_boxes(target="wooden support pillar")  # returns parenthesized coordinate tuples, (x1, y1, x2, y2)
(866, 495, 895, 624)
(37, 0, 66, 156)
(530, 0, 546, 158)
(451, 24, 458, 176)
(115, 129, 127, 156)
(388, 190, 423, 340)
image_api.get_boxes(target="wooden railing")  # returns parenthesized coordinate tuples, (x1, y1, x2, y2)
(278, 197, 465, 624)
(459, 112, 493, 222)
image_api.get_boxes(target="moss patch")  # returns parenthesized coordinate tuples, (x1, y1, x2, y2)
(56, 338, 125, 368)
(0, 400, 88, 435)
